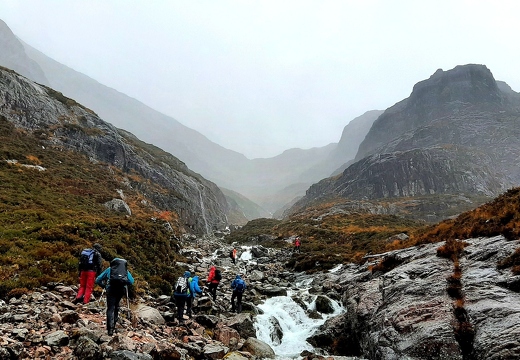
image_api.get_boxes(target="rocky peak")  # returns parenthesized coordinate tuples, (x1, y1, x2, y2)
(409, 64, 503, 109)
(356, 64, 507, 160)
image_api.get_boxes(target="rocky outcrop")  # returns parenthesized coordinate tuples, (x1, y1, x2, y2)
(307, 235, 520, 360)
(290, 64, 520, 220)
(0, 66, 228, 234)
(356, 64, 509, 160)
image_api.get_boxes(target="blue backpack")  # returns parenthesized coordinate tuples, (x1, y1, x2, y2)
(234, 279, 246, 292)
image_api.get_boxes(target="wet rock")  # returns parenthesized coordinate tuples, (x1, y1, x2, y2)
(111, 349, 153, 360)
(222, 351, 250, 360)
(241, 337, 275, 359)
(267, 316, 283, 345)
(74, 336, 102, 360)
(255, 284, 287, 297)
(215, 325, 240, 347)
(45, 330, 69, 346)
(251, 246, 269, 258)
(227, 313, 256, 339)
(61, 309, 80, 324)
(315, 295, 334, 314)
(134, 304, 165, 325)
(203, 343, 228, 359)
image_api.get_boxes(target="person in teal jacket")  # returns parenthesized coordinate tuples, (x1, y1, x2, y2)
(186, 274, 203, 318)
(95, 258, 135, 336)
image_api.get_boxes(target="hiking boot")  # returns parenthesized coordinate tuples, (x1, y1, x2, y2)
(108, 329, 114, 336)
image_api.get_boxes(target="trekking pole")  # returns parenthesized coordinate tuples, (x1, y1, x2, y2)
(96, 288, 106, 308)
(125, 285, 131, 320)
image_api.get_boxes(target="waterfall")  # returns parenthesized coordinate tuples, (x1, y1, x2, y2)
(196, 183, 210, 234)
(254, 278, 344, 359)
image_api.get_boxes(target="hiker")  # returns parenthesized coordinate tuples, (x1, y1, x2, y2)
(186, 273, 203, 318)
(294, 236, 301, 253)
(173, 271, 191, 323)
(74, 243, 103, 304)
(230, 274, 247, 313)
(206, 266, 222, 301)
(95, 258, 134, 336)
(230, 247, 237, 265)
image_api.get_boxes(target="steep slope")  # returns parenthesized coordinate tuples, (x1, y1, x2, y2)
(289, 64, 520, 220)
(0, 66, 228, 234)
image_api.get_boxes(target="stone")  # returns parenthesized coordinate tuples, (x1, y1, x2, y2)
(45, 330, 69, 346)
(134, 304, 165, 325)
(74, 336, 103, 360)
(111, 350, 153, 360)
(315, 295, 334, 314)
(241, 337, 275, 359)
(202, 343, 228, 360)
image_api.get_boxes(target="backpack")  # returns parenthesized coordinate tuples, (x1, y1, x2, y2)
(214, 269, 222, 281)
(109, 258, 128, 287)
(175, 276, 189, 294)
(234, 279, 245, 292)
(229, 250, 234, 259)
(80, 248, 95, 267)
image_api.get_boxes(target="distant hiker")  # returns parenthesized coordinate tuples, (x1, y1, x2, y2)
(74, 243, 103, 304)
(230, 247, 237, 265)
(230, 274, 247, 313)
(186, 273, 203, 318)
(173, 271, 191, 323)
(95, 258, 134, 336)
(294, 237, 301, 253)
(206, 266, 222, 301)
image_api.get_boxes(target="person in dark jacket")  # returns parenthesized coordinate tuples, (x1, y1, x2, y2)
(95, 258, 134, 336)
(173, 271, 191, 323)
(75, 243, 103, 304)
(230, 274, 247, 313)
(186, 274, 203, 318)
(206, 266, 220, 301)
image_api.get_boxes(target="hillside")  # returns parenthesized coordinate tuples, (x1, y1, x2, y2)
(0, 115, 186, 298)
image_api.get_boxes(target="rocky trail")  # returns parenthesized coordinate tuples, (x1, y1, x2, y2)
(3, 234, 520, 360)
(0, 235, 357, 360)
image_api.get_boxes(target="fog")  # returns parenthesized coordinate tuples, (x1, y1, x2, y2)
(1, 0, 519, 158)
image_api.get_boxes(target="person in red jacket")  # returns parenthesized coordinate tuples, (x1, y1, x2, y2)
(294, 237, 301, 253)
(206, 266, 221, 301)
(74, 243, 103, 304)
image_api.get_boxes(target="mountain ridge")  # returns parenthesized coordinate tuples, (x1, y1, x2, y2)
(288, 64, 520, 221)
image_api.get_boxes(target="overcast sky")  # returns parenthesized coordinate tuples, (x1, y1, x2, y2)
(1, 1, 519, 158)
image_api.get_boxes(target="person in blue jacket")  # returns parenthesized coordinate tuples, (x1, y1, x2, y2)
(173, 271, 191, 323)
(230, 274, 247, 313)
(186, 273, 203, 318)
(95, 258, 135, 336)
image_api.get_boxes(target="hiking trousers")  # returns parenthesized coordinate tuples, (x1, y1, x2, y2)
(76, 270, 96, 304)
(106, 286, 125, 333)
(174, 294, 188, 322)
(208, 282, 218, 301)
(231, 290, 243, 313)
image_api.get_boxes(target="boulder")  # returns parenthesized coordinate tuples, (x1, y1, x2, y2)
(111, 350, 153, 360)
(74, 336, 102, 360)
(45, 330, 69, 346)
(203, 343, 228, 360)
(226, 313, 256, 339)
(314, 295, 334, 314)
(134, 304, 165, 325)
(241, 337, 275, 359)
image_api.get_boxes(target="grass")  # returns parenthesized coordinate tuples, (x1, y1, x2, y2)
(0, 117, 187, 298)
(226, 208, 425, 272)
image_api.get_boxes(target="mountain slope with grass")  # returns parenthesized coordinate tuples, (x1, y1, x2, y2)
(0, 65, 237, 297)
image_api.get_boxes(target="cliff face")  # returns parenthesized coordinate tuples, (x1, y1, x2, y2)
(0, 66, 228, 234)
(289, 64, 520, 219)
(308, 236, 520, 360)
(356, 64, 509, 160)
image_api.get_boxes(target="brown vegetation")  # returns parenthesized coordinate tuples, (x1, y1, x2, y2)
(0, 117, 186, 298)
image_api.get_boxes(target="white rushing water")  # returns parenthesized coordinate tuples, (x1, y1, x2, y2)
(254, 278, 344, 359)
